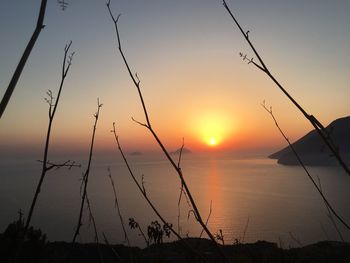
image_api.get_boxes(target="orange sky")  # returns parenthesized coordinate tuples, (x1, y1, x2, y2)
(1, 1, 349, 157)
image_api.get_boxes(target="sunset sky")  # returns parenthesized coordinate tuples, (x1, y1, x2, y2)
(1, 0, 349, 156)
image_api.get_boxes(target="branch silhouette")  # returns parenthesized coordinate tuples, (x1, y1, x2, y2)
(106, 2, 231, 260)
(25, 41, 75, 234)
(72, 99, 103, 243)
(111, 123, 210, 263)
(107, 167, 132, 250)
(0, 0, 48, 118)
(262, 102, 350, 232)
(222, 0, 350, 176)
(85, 191, 105, 263)
(108, 0, 218, 244)
(316, 176, 344, 241)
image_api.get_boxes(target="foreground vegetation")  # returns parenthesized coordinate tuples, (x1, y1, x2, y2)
(2, 217, 350, 263)
(2, 236, 350, 263)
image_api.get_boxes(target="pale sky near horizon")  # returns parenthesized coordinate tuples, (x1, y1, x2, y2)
(0, 0, 349, 156)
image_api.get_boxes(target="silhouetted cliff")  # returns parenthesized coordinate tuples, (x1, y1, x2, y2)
(269, 116, 350, 166)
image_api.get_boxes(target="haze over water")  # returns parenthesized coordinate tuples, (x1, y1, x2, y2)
(1, 152, 349, 247)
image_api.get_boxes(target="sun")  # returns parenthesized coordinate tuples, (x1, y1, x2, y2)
(189, 110, 236, 149)
(197, 114, 233, 148)
(209, 137, 217, 147)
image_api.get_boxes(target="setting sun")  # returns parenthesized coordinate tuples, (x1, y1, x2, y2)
(209, 137, 217, 146)
(190, 111, 236, 149)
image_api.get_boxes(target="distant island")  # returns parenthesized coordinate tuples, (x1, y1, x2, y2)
(269, 116, 350, 166)
(170, 147, 192, 155)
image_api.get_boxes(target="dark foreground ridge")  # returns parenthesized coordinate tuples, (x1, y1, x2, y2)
(269, 116, 350, 166)
(2, 235, 350, 263)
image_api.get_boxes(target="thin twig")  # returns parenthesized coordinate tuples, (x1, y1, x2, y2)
(107, 0, 224, 250)
(288, 232, 303, 247)
(176, 138, 186, 234)
(200, 201, 213, 238)
(111, 123, 210, 263)
(37, 159, 81, 171)
(107, 168, 130, 244)
(86, 192, 99, 243)
(316, 176, 344, 241)
(72, 99, 103, 243)
(107, 2, 230, 260)
(241, 216, 250, 243)
(103, 233, 125, 263)
(177, 138, 185, 169)
(262, 102, 350, 232)
(24, 41, 74, 234)
(222, 0, 350, 176)
(128, 217, 149, 246)
(86, 192, 105, 263)
(107, 168, 132, 247)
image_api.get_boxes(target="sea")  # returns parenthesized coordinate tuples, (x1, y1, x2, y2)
(1, 152, 350, 248)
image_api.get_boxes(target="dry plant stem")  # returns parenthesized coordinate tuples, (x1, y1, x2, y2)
(320, 223, 330, 240)
(103, 233, 125, 263)
(289, 232, 303, 247)
(133, 219, 148, 246)
(72, 99, 103, 243)
(241, 216, 249, 243)
(0, 0, 47, 118)
(317, 177, 344, 241)
(222, 0, 350, 176)
(37, 159, 80, 171)
(107, 4, 231, 261)
(176, 138, 187, 234)
(86, 192, 100, 244)
(199, 201, 212, 238)
(111, 124, 211, 263)
(106, 1, 218, 245)
(86, 192, 105, 263)
(107, 168, 131, 246)
(111, 123, 184, 241)
(24, 41, 74, 233)
(262, 104, 350, 231)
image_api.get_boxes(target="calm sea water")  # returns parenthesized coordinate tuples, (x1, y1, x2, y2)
(1, 152, 350, 247)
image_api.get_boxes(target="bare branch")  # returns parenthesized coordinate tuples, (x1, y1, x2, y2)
(215, 229, 225, 246)
(107, 168, 131, 246)
(24, 41, 74, 235)
(200, 200, 213, 238)
(131, 117, 148, 128)
(86, 192, 105, 263)
(86, 192, 99, 243)
(262, 102, 350, 232)
(107, 3, 226, 253)
(289, 232, 303, 247)
(223, 0, 350, 175)
(111, 123, 210, 262)
(37, 159, 81, 171)
(0, 0, 48, 118)
(177, 138, 185, 169)
(106, 1, 151, 127)
(316, 177, 344, 241)
(241, 216, 250, 244)
(107, 2, 231, 260)
(72, 99, 103, 243)
(141, 174, 147, 196)
(103, 233, 125, 263)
